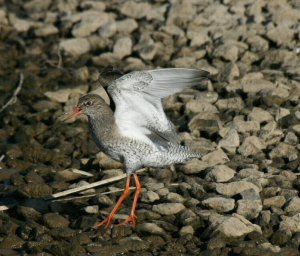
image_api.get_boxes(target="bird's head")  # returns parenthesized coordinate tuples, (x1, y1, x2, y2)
(62, 94, 107, 121)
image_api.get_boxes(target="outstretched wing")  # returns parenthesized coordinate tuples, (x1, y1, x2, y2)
(107, 68, 209, 149)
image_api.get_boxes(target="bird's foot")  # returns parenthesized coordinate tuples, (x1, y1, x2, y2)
(116, 214, 137, 228)
(93, 216, 115, 230)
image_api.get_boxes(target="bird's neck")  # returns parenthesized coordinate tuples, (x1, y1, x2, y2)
(88, 106, 119, 144)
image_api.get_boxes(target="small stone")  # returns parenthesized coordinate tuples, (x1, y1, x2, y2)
(284, 197, 300, 213)
(179, 159, 209, 174)
(202, 149, 229, 168)
(113, 36, 132, 59)
(262, 87, 290, 106)
(141, 191, 160, 203)
(238, 136, 266, 156)
(97, 194, 114, 206)
(0, 235, 24, 249)
(116, 19, 138, 34)
(263, 196, 286, 209)
(237, 199, 262, 220)
(241, 78, 275, 94)
(34, 24, 59, 37)
(165, 192, 185, 203)
(266, 26, 294, 46)
(284, 132, 299, 145)
(43, 213, 70, 229)
(144, 183, 164, 191)
(206, 165, 235, 182)
(218, 128, 240, 153)
(269, 143, 298, 161)
(185, 100, 218, 115)
(152, 203, 185, 215)
(233, 118, 260, 133)
(18, 183, 52, 198)
(59, 38, 91, 57)
(17, 206, 42, 221)
(84, 205, 99, 214)
(210, 213, 262, 238)
(213, 44, 239, 62)
(216, 97, 244, 111)
(202, 197, 235, 213)
(279, 213, 300, 235)
(180, 225, 194, 236)
(216, 181, 260, 197)
(96, 152, 123, 169)
(137, 223, 166, 237)
(71, 11, 113, 37)
(248, 107, 274, 123)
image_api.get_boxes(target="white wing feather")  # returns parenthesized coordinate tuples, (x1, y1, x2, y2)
(107, 68, 209, 148)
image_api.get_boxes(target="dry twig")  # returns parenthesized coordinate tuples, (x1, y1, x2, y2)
(0, 73, 24, 113)
(50, 168, 147, 199)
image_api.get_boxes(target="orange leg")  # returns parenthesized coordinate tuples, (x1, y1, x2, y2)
(117, 174, 142, 228)
(93, 175, 132, 230)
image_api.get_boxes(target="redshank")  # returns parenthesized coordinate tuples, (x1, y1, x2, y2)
(64, 68, 209, 229)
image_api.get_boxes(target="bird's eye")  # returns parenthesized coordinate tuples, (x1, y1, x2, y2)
(84, 101, 93, 107)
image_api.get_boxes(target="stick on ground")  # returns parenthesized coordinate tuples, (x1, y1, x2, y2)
(50, 168, 147, 199)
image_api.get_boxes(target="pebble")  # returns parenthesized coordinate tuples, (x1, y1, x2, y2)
(113, 36, 133, 59)
(284, 197, 300, 213)
(202, 197, 235, 213)
(59, 38, 91, 57)
(43, 213, 70, 229)
(216, 181, 260, 197)
(238, 136, 266, 156)
(263, 196, 286, 209)
(237, 199, 262, 220)
(152, 203, 185, 215)
(206, 164, 235, 182)
(141, 191, 160, 203)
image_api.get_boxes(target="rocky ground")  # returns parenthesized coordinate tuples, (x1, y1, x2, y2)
(0, 0, 300, 255)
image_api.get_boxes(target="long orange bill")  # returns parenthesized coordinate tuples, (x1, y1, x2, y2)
(60, 106, 82, 122)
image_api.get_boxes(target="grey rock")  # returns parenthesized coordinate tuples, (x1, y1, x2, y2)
(284, 197, 300, 213)
(165, 192, 185, 203)
(241, 78, 275, 94)
(237, 199, 262, 220)
(96, 152, 123, 170)
(179, 225, 194, 236)
(188, 113, 220, 136)
(152, 203, 185, 215)
(116, 19, 138, 34)
(137, 223, 166, 236)
(248, 107, 274, 123)
(246, 35, 269, 52)
(71, 11, 113, 37)
(0, 234, 24, 249)
(216, 181, 260, 197)
(59, 38, 91, 57)
(144, 182, 164, 191)
(216, 97, 244, 111)
(180, 159, 209, 174)
(262, 87, 290, 106)
(34, 24, 59, 37)
(202, 197, 235, 213)
(84, 205, 99, 214)
(113, 36, 132, 59)
(269, 143, 298, 161)
(202, 149, 229, 168)
(213, 43, 239, 62)
(43, 213, 70, 229)
(263, 196, 286, 209)
(97, 194, 114, 206)
(266, 26, 294, 46)
(238, 136, 266, 156)
(141, 191, 160, 203)
(279, 213, 300, 235)
(185, 100, 218, 116)
(233, 117, 260, 133)
(218, 128, 240, 153)
(206, 164, 235, 182)
(209, 213, 262, 238)
(98, 21, 116, 38)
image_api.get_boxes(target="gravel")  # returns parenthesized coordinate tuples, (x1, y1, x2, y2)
(0, 0, 299, 255)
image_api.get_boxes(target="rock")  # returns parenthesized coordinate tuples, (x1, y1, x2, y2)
(165, 192, 185, 203)
(284, 197, 300, 213)
(279, 213, 300, 235)
(179, 159, 209, 174)
(233, 118, 260, 133)
(238, 136, 266, 156)
(218, 62, 240, 82)
(59, 38, 91, 57)
(8, 13, 33, 32)
(246, 35, 269, 52)
(210, 213, 262, 238)
(43, 213, 70, 229)
(218, 128, 240, 153)
(266, 26, 294, 46)
(216, 181, 260, 197)
(55, 168, 92, 181)
(216, 97, 244, 111)
(113, 36, 132, 59)
(202, 149, 229, 168)
(144, 183, 164, 191)
(18, 183, 53, 198)
(206, 164, 235, 182)
(71, 11, 113, 37)
(241, 78, 275, 94)
(185, 100, 218, 116)
(137, 223, 166, 237)
(213, 43, 239, 62)
(180, 225, 194, 236)
(96, 152, 123, 169)
(84, 205, 99, 214)
(116, 19, 138, 34)
(188, 113, 220, 136)
(248, 107, 274, 123)
(269, 143, 298, 161)
(202, 197, 235, 213)
(34, 24, 59, 37)
(152, 203, 185, 215)
(97, 194, 114, 206)
(141, 191, 160, 203)
(262, 87, 290, 106)
(17, 206, 42, 221)
(263, 196, 286, 209)
(0, 234, 24, 249)
(237, 199, 262, 220)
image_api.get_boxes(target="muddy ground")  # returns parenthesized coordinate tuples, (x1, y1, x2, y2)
(0, 0, 300, 255)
